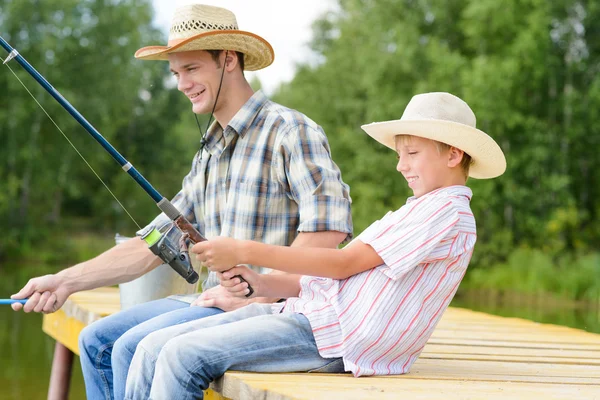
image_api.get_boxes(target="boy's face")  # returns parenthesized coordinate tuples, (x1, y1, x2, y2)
(168, 50, 227, 115)
(394, 136, 456, 198)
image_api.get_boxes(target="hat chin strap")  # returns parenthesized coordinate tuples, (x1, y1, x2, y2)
(195, 50, 228, 156)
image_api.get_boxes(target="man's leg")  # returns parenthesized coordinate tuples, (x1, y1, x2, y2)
(111, 305, 222, 400)
(125, 304, 341, 400)
(78, 298, 218, 400)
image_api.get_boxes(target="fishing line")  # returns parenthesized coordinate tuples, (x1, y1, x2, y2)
(1, 54, 141, 229)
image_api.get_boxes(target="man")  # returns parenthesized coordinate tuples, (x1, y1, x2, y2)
(11, 4, 352, 400)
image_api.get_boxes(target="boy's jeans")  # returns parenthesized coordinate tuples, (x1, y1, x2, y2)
(124, 303, 345, 400)
(78, 298, 223, 400)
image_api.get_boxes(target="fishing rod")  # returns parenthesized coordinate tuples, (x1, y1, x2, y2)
(0, 37, 253, 295)
(0, 299, 27, 305)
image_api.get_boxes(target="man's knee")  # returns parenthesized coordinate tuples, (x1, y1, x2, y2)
(79, 321, 104, 356)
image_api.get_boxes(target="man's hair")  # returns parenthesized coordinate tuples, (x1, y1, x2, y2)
(206, 50, 245, 71)
(396, 135, 472, 178)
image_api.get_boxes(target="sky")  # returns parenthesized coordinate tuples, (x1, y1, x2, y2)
(151, 0, 337, 94)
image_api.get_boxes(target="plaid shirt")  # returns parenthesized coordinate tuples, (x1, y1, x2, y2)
(140, 91, 352, 298)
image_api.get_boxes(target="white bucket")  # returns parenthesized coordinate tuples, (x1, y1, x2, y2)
(115, 234, 204, 310)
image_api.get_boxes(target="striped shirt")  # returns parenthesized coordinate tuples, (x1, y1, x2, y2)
(140, 91, 352, 297)
(278, 186, 475, 376)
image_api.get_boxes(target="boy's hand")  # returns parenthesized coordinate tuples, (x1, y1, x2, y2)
(192, 236, 242, 272)
(218, 266, 261, 298)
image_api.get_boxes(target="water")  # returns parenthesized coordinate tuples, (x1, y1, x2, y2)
(0, 269, 86, 400)
(0, 271, 598, 399)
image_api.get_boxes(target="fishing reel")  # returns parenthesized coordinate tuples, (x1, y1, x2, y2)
(140, 223, 199, 284)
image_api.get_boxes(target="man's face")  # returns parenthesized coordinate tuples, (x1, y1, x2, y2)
(169, 50, 224, 115)
(394, 135, 450, 198)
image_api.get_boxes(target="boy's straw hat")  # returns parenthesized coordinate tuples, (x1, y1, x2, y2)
(135, 4, 274, 71)
(361, 92, 506, 179)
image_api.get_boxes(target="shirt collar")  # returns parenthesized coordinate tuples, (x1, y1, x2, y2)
(201, 91, 268, 154)
(406, 185, 473, 204)
(227, 90, 268, 138)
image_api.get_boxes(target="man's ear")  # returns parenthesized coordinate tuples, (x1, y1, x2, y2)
(224, 51, 237, 72)
(447, 147, 464, 168)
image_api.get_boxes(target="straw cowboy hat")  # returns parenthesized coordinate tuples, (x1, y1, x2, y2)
(135, 4, 274, 71)
(361, 92, 506, 179)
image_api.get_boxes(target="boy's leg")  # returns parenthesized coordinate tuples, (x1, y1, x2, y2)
(78, 298, 221, 400)
(111, 305, 223, 400)
(125, 304, 341, 400)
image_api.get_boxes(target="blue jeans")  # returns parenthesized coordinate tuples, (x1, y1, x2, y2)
(78, 298, 223, 400)
(124, 303, 345, 400)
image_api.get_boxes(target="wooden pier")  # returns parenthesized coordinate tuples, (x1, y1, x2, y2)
(42, 288, 600, 399)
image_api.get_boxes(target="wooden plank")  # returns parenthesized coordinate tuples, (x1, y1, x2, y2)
(430, 330, 600, 344)
(420, 352, 600, 366)
(428, 337, 600, 351)
(43, 307, 86, 355)
(42, 287, 226, 400)
(422, 344, 600, 359)
(42, 288, 600, 400)
(219, 373, 600, 400)
(409, 358, 600, 382)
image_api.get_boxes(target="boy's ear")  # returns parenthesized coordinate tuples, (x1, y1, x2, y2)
(447, 147, 464, 168)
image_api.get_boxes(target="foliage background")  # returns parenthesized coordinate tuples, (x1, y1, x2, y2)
(0, 0, 599, 301)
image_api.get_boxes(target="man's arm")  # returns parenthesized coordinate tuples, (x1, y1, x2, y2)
(11, 237, 162, 313)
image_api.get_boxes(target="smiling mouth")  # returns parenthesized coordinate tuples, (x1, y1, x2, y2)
(407, 177, 418, 183)
(190, 89, 206, 99)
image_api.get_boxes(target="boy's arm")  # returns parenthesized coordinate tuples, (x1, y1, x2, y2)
(195, 237, 383, 280)
(219, 266, 303, 298)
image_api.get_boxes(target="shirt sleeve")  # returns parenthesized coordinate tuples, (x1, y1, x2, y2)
(361, 199, 460, 280)
(275, 123, 353, 241)
(136, 152, 202, 237)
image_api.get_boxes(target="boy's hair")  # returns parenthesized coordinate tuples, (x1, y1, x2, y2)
(206, 49, 245, 71)
(434, 141, 472, 179)
(396, 135, 472, 178)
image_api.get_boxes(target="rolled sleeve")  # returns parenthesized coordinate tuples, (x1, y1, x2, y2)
(276, 123, 352, 239)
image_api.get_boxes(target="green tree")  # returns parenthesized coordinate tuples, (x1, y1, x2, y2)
(274, 0, 600, 290)
(0, 0, 196, 259)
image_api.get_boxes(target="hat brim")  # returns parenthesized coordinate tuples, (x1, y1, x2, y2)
(361, 119, 506, 179)
(134, 30, 274, 71)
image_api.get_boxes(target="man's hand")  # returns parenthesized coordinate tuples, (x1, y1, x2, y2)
(11, 274, 71, 313)
(190, 284, 251, 312)
(192, 236, 243, 272)
(219, 266, 262, 298)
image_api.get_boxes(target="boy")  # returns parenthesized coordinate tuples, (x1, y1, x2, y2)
(124, 92, 506, 399)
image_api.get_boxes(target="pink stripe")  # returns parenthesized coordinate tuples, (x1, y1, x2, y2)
(342, 278, 392, 341)
(392, 267, 465, 373)
(372, 195, 431, 240)
(390, 218, 458, 264)
(313, 320, 340, 332)
(394, 270, 466, 374)
(378, 202, 453, 254)
(337, 269, 376, 318)
(354, 265, 429, 375)
(302, 303, 332, 315)
(369, 258, 459, 371)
